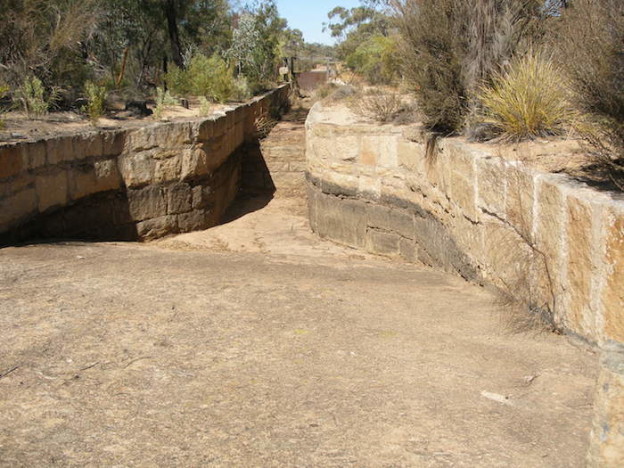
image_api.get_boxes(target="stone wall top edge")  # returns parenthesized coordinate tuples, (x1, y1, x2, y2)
(0, 85, 289, 150)
(307, 105, 624, 211)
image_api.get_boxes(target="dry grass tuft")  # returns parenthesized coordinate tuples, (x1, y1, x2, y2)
(254, 115, 277, 139)
(554, 0, 624, 190)
(354, 89, 404, 123)
(477, 52, 575, 140)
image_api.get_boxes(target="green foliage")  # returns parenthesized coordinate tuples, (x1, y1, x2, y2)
(232, 76, 252, 102)
(0, 0, 291, 112)
(346, 34, 399, 85)
(327, 2, 394, 83)
(154, 87, 178, 119)
(84, 81, 107, 125)
(198, 96, 212, 117)
(229, 1, 286, 91)
(167, 53, 234, 102)
(477, 53, 574, 140)
(16, 76, 50, 117)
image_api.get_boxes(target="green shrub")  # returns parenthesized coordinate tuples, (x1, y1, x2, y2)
(476, 52, 574, 140)
(154, 87, 178, 120)
(346, 34, 399, 85)
(198, 96, 212, 117)
(84, 81, 107, 125)
(167, 53, 234, 103)
(554, 0, 624, 189)
(232, 76, 252, 101)
(16, 76, 50, 117)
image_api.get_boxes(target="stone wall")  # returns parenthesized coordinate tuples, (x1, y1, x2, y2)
(0, 85, 290, 244)
(306, 103, 624, 466)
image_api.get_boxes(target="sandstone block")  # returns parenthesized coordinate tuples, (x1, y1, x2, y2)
(445, 141, 477, 177)
(387, 208, 415, 239)
(232, 121, 245, 150)
(118, 152, 156, 188)
(452, 214, 484, 261)
(289, 161, 307, 172)
(377, 135, 398, 168)
(367, 228, 400, 256)
(0, 144, 24, 179)
(0, 187, 37, 231)
(534, 176, 565, 318)
(102, 130, 126, 156)
(314, 192, 366, 248)
(127, 123, 192, 151)
(127, 186, 166, 221)
(20, 141, 46, 171)
(45, 136, 74, 165)
(154, 156, 182, 183)
(360, 136, 378, 167)
(94, 159, 122, 190)
(196, 118, 215, 141)
(477, 157, 506, 217)
(166, 183, 192, 214)
(213, 112, 228, 137)
(72, 132, 104, 160)
(602, 206, 624, 343)
(136, 215, 177, 240)
(178, 209, 210, 232)
(482, 214, 534, 297)
(449, 170, 477, 222)
(332, 135, 360, 162)
(182, 148, 212, 180)
(565, 194, 596, 338)
(0, 173, 34, 199)
(69, 159, 121, 201)
(191, 185, 213, 210)
(397, 139, 425, 173)
(366, 203, 390, 229)
(587, 349, 624, 467)
(36, 170, 68, 213)
(399, 237, 419, 263)
(506, 165, 535, 238)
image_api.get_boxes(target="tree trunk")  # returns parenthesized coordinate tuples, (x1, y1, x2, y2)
(164, 0, 184, 68)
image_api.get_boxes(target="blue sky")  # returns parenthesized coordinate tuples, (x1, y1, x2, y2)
(275, 0, 362, 45)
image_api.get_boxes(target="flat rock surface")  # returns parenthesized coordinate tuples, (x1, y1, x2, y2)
(0, 110, 598, 467)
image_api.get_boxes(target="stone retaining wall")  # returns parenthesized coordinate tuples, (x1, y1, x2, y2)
(305, 102, 624, 466)
(0, 85, 290, 244)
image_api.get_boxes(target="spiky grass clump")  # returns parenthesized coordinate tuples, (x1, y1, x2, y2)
(477, 53, 574, 140)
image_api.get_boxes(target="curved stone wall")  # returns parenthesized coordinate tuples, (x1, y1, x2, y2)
(305, 102, 624, 466)
(0, 85, 290, 244)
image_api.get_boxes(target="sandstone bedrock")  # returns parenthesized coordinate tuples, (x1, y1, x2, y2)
(0, 85, 290, 244)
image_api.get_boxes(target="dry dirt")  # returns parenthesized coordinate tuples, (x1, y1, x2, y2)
(0, 100, 231, 144)
(0, 108, 599, 467)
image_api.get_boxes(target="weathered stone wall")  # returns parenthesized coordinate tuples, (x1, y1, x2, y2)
(0, 85, 290, 244)
(306, 103, 624, 466)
